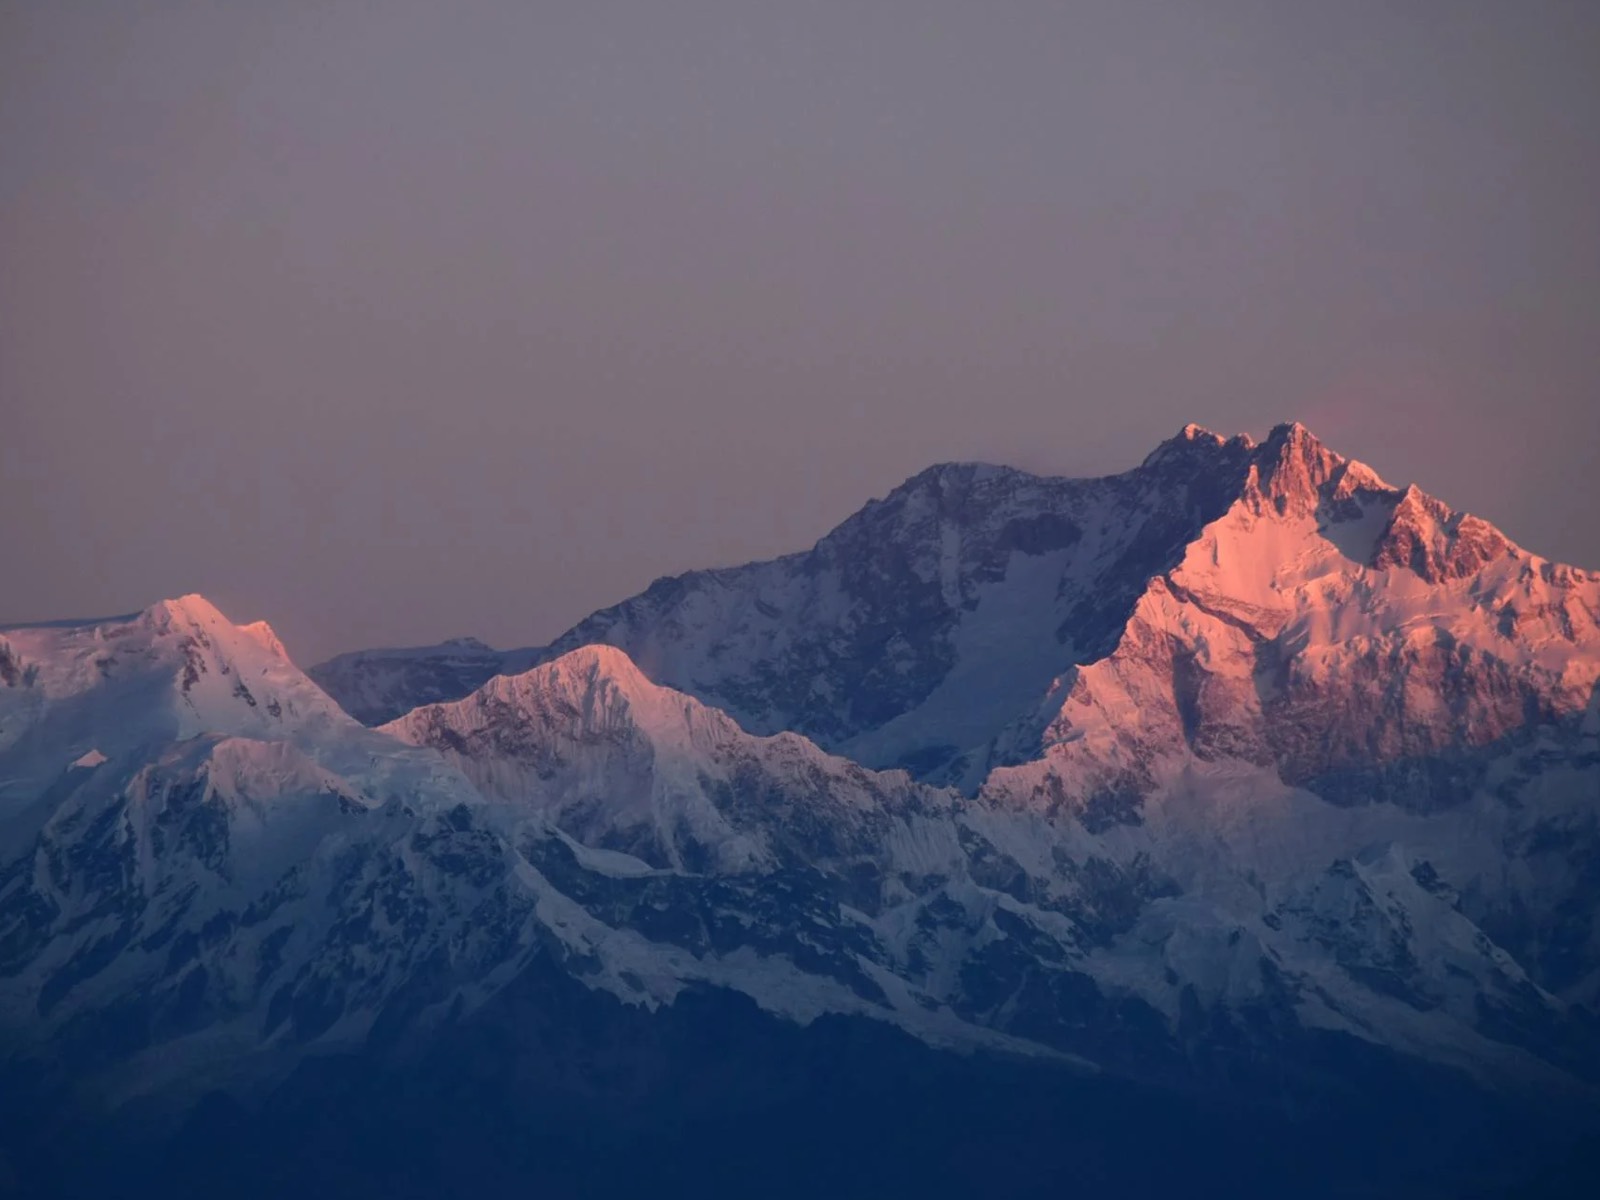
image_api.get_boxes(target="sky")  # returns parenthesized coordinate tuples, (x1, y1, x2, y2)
(3, 1, 1597, 665)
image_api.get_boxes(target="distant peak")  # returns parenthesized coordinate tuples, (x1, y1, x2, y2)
(552, 642, 646, 679)
(1239, 422, 1351, 515)
(239, 619, 288, 659)
(134, 595, 298, 662)
(1331, 457, 1391, 496)
(1257, 421, 1330, 458)
(919, 460, 1016, 475)
(493, 643, 655, 702)
(1369, 484, 1516, 582)
(398, 641, 730, 743)
(1255, 422, 1388, 482)
(1178, 421, 1225, 444)
(166, 593, 225, 618)
(142, 594, 229, 629)
(897, 461, 1022, 493)
(845, 461, 1032, 534)
(1136, 420, 1399, 519)
(1140, 422, 1254, 469)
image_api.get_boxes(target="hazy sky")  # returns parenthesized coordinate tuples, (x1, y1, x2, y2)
(3, 1, 1597, 664)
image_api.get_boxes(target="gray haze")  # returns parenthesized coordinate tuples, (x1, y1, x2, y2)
(3, 1, 1597, 665)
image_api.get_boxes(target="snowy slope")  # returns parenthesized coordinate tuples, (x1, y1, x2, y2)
(1011, 422, 1600, 802)
(313, 423, 1600, 795)
(383, 645, 929, 875)
(384, 641, 1598, 1086)
(315, 429, 1263, 780)
(0, 599, 530, 1090)
(0, 601, 1047, 1102)
(5, 422, 1599, 1122)
(0, 596, 353, 835)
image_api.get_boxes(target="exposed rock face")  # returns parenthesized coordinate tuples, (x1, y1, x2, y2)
(381, 644, 1600, 1086)
(1010, 426, 1598, 821)
(1371, 485, 1516, 583)
(312, 423, 1595, 797)
(4, 424, 1600, 1198)
(307, 428, 1265, 766)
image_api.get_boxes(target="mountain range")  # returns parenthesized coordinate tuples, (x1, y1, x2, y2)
(3, 422, 1597, 1198)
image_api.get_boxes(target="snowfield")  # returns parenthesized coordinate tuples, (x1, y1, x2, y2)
(3, 423, 1598, 1128)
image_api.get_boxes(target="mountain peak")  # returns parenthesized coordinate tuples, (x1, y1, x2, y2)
(1369, 483, 1517, 582)
(1258, 419, 1335, 462)
(889, 461, 1025, 502)
(447, 643, 676, 727)
(384, 641, 757, 791)
(135, 594, 300, 666)
(1241, 421, 1354, 516)
(239, 619, 288, 659)
(1140, 422, 1256, 469)
(1144, 419, 1342, 474)
(1179, 421, 1225, 444)
(543, 642, 652, 690)
(910, 460, 1019, 480)
(142, 593, 228, 629)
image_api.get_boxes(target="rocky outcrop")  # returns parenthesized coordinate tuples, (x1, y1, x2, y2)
(4, 424, 1599, 1185)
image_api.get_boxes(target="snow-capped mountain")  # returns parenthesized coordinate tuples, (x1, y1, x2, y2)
(5, 423, 1599, 1197)
(314, 423, 1600, 791)
(1004, 423, 1599, 803)
(0, 600, 1042, 1111)
(380, 640, 1597, 1088)
(313, 424, 1265, 772)
(381, 645, 930, 878)
(0, 598, 531, 1096)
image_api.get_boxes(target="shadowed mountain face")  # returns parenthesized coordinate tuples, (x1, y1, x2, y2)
(5, 424, 1600, 1198)
(313, 425, 1267, 757)
(312, 423, 1599, 788)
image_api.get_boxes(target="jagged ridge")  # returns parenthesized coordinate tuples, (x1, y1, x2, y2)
(5, 422, 1600, 1190)
(311, 423, 1592, 790)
